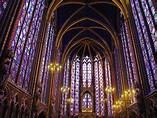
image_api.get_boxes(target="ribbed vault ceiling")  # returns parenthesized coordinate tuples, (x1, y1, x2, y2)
(54, 0, 120, 62)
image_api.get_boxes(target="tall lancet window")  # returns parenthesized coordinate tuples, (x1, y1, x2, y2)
(61, 58, 70, 115)
(70, 56, 80, 115)
(94, 56, 105, 116)
(39, 17, 54, 103)
(114, 49, 122, 98)
(54, 48, 61, 98)
(10, 0, 45, 91)
(0, 0, 9, 19)
(121, 20, 138, 102)
(82, 56, 92, 88)
(130, 0, 156, 91)
(105, 59, 113, 116)
(140, 0, 156, 51)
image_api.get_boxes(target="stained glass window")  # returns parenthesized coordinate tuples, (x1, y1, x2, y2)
(54, 48, 61, 98)
(120, 20, 137, 102)
(114, 49, 122, 98)
(104, 59, 113, 116)
(0, 0, 9, 19)
(82, 56, 92, 88)
(82, 93, 92, 110)
(61, 58, 70, 115)
(70, 56, 80, 115)
(10, 0, 45, 91)
(130, 0, 156, 91)
(140, 0, 156, 51)
(39, 16, 54, 103)
(94, 56, 105, 116)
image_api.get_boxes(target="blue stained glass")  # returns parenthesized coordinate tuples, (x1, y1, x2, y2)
(121, 24, 135, 103)
(105, 59, 113, 116)
(114, 49, 122, 97)
(82, 56, 92, 88)
(11, 0, 36, 82)
(94, 56, 105, 116)
(61, 58, 70, 115)
(82, 93, 92, 109)
(130, 0, 156, 91)
(70, 56, 80, 115)
(140, 0, 156, 52)
(38, 14, 54, 103)
(10, 0, 45, 91)
(54, 48, 61, 102)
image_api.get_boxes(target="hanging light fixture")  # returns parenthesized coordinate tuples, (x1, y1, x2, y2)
(105, 87, 115, 93)
(48, 63, 62, 72)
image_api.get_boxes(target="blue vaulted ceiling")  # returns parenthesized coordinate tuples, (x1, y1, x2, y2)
(56, 0, 119, 60)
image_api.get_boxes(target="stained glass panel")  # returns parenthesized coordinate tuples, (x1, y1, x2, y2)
(121, 22, 136, 102)
(140, 0, 156, 52)
(38, 14, 54, 103)
(114, 49, 122, 97)
(94, 56, 105, 116)
(82, 93, 92, 109)
(70, 56, 80, 115)
(130, 0, 156, 91)
(105, 59, 113, 116)
(82, 56, 92, 88)
(61, 58, 70, 115)
(10, 0, 45, 92)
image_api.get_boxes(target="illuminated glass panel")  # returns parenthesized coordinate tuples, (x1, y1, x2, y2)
(94, 57, 100, 115)
(140, 0, 156, 51)
(114, 49, 122, 97)
(82, 56, 92, 88)
(10, 0, 45, 91)
(121, 21, 137, 102)
(130, 0, 156, 91)
(70, 56, 80, 115)
(87, 59, 92, 87)
(70, 61, 75, 115)
(61, 58, 70, 115)
(82, 93, 92, 109)
(105, 59, 113, 116)
(82, 59, 87, 87)
(39, 16, 54, 103)
(0, 0, 9, 19)
(54, 48, 61, 98)
(94, 56, 105, 116)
